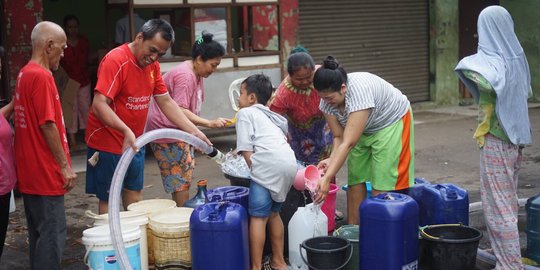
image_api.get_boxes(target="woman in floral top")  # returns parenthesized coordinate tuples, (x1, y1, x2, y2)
(270, 49, 332, 165)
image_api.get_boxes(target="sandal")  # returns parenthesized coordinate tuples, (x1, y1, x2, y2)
(262, 255, 272, 270)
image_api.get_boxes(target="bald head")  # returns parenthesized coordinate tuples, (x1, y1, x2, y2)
(30, 21, 67, 71)
(31, 21, 65, 48)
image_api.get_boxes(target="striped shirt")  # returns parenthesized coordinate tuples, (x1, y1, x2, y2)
(319, 72, 409, 134)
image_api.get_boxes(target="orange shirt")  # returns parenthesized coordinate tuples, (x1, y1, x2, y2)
(85, 44, 168, 154)
(14, 62, 71, 195)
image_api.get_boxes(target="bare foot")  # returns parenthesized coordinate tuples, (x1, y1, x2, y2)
(270, 260, 288, 270)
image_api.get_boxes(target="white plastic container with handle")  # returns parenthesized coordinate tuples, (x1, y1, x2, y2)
(288, 203, 328, 270)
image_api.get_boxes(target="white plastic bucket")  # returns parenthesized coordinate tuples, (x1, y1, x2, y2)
(149, 207, 193, 269)
(127, 199, 176, 266)
(126, 199, 177, 214)
(86, 210, 149, 270)
(82, 224, 141, 270)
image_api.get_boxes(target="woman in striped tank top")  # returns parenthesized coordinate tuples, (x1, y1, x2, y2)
(312, 56, 414, 225)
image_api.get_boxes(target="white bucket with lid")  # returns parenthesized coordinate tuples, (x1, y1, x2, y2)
(127, 199, 176, 266)
(126, 199, 177, 214)
(82, 224, 141, 270)
(149, 207, 193, 269)
(86, 210, 149, 270)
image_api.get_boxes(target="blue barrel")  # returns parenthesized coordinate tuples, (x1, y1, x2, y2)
(526, 194, 540, 263)
(418, 184, 469, 226)
(360, 192, 419, 270)
(190, 202, 249, 270)
(208, 186, 249, 211)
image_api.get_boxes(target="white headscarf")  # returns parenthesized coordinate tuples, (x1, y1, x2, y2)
(455, 5, 531, 145)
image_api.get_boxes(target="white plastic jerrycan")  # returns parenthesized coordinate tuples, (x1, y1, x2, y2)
(288, 202, 328, 270)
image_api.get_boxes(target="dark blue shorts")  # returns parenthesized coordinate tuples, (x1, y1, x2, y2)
(85, 147, 145, 201)
(248, 180, 283, 217)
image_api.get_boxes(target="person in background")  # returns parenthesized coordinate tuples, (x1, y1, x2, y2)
(0, 45, 16, 261)
(115, 12, 146, 46)
(146, 31, 229, 206)
(313, 56, 414, 225)
(235, 74, 297, 270)
(85, 19, 210, 214)
(60, 14, 91, 150)
(270, 47, 332, 166)
(13, 22, 76, 269)
(455, 6, 531, 269)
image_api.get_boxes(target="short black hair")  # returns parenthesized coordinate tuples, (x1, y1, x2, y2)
(313, 55, 348, 92)
(287, 52, 315, 76)
(140, 19, 175, 43)
(242, 74, 273, 105)
(63, 14, 79, 28)
(192, 31, 225, 61)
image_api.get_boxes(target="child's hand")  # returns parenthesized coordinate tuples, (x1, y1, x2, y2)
(224, 116, 236, 127)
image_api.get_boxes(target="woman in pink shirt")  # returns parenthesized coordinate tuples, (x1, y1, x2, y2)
(146, 32, 228, 206)
(0, 46, 16, 259)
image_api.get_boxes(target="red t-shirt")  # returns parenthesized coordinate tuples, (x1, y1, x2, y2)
(60, 35, 90, 86)
(13, 62, 71, 196)
(85, 44, 168, 154)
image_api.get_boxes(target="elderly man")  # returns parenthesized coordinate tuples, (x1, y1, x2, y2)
(13, 21, 76, 269)
(85, 19, 210, 214)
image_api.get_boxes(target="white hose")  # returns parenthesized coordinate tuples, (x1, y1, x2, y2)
(108, 128, 213, 270)
(469, 198, 529, 212)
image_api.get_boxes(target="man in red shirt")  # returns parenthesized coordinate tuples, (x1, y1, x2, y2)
(85, 19, 210, 214)
(13, 21, 76, 270)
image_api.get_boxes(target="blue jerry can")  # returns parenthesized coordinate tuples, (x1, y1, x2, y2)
(418, 183, 469, 226)
(526, 194, 540, 264)
(190, 202, 249, 270)
(207, 186, 249, 211)
(360, 192, 419, 270)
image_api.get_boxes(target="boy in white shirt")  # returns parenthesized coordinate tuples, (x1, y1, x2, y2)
(235, 74, 296, 270)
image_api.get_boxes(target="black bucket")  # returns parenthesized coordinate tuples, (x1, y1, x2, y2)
(420, 224, 483, 270)
(224, 173, 250, 187)
(300, 236, 353, 270)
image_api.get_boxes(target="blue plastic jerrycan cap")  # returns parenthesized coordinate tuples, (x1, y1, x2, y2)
(377, 192, 405, 201)
(446, 189, 458, 199)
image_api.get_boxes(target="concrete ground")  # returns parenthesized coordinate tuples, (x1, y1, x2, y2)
(1, 104, 540, 269)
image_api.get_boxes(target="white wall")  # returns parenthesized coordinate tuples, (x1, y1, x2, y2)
(200, 68, 282, 120)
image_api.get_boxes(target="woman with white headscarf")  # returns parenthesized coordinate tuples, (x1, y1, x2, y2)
(455, 6, 531, 270)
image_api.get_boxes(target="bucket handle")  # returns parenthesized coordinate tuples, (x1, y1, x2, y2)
(420, 223, 463, 240)
(299, 242, 353, 270)
(83, 244, 94, 268)
(223, 188, 243, 199)
(85, 210, 104, 220)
